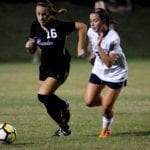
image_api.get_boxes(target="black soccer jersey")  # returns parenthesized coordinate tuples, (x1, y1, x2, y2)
(29, 19, 75, 71)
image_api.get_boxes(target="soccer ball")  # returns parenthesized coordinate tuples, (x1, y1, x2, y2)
(0, 123, 16, 144)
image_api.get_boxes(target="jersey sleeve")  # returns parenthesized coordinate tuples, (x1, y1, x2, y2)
(60, 21, 75, 35)
(29, 21, 36, 39)
(28, 20, 40, 39)
(109, 39, 120, 52)
(109, 32, 122, 54)
(87, 28, 92, 42)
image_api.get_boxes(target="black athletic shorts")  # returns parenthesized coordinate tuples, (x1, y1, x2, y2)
(39, 64, 70, 83)
(39, 49, 71, 83)
(89, 73, 127, 89)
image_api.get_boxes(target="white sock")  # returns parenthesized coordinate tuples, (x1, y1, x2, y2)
(102, 116, 114, 130)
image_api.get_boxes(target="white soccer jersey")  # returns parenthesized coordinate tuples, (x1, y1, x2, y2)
(87, 28, 128, 83)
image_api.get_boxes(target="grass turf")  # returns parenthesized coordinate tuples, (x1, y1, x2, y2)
(0, 59, 149, 150)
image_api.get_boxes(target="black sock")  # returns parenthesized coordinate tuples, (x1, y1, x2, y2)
(38, 94, 68, 129)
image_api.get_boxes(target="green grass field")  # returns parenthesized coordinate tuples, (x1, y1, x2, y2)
(0, 59, 149, 150)
(0, 1, 149, 149)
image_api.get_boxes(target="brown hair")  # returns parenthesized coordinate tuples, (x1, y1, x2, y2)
(36, 0, 67, 15)
(91, 8, 109, 26)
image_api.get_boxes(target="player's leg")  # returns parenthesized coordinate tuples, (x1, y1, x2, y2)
(38, 77, 62, 125)
(84, 82, 105, 107)
(99, 86, 122, 138)
(38, 77, 71, 136)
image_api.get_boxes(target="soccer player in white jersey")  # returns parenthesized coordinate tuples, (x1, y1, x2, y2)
(84, 8, 128, 138)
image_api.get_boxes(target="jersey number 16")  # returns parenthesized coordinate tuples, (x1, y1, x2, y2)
(47, 28, 57, 39)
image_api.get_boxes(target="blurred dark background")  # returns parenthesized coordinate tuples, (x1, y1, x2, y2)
(1, 0, 150, 6)
(0, 0, 149, 62)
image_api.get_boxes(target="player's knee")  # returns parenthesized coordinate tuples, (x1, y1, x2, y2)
(84, 95, 93, 107)
(86, 103, 93, 107)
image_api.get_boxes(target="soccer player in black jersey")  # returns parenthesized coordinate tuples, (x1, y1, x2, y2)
(25, 0, 87, 136)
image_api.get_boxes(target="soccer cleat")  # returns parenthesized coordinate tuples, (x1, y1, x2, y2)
(53, 128, 71, 136)
(61, 100, 70, 123)
(98, 129, 112, 138)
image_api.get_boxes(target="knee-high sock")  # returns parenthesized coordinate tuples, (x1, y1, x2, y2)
(38, 94, 67, 127)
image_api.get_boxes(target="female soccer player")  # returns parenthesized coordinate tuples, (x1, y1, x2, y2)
(88, 0, 115, 65)
(84, 8, 128, 138)
(25, 0, 87, 136)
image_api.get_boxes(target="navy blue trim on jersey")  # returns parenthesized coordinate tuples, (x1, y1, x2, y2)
(89, 73, 127, 89)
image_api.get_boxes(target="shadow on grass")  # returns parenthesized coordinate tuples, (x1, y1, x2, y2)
(81, 130, 150, 137)
(5, 142, 35, 146)
(114, 130, 150, 136)
(0, 142, 35, 147)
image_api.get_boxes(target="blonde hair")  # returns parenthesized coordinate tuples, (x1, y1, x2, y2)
(37, 0, 67, 15)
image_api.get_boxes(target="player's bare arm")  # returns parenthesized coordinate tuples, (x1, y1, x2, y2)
(75, 22, 87, 57)
(97, 32, 116, 67)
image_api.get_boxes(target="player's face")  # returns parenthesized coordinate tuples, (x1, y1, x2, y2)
(90, 13, 103, 33)
(36, 6, 51, 26)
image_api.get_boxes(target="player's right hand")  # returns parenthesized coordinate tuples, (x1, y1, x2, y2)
(25, 39, 36, 54)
